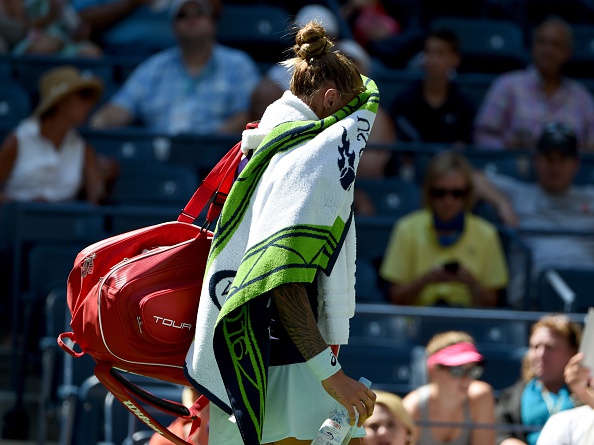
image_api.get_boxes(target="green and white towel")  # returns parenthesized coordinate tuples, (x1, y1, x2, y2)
(185, 76, 379, 445)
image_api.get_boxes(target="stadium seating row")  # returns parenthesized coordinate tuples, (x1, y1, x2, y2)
(37, 286, 586, 444)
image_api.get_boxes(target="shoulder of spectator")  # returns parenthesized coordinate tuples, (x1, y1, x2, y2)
(469, 379, 495, 401)
(125, 47, 178, 80)
(394, 209, 425, 230)
(214, 44, 260, 71)
(402, 386, 421, 417)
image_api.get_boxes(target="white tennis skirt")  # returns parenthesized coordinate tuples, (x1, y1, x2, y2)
(209, 362, 367, 444)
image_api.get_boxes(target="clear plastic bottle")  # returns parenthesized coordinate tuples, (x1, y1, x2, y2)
(311, 377, 372, 445)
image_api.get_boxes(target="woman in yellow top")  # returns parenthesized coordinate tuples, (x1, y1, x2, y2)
(379, 150, 508, 307)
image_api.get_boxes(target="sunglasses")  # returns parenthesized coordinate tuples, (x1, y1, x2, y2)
(429, 187, 468, 199)
(441, 365, 483, 379)
(176, 8, 209, 20)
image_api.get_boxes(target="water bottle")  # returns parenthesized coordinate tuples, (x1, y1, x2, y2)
(311, 377, 372, 445)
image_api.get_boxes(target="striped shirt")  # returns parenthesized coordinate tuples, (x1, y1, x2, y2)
(473, 66, 594, 150)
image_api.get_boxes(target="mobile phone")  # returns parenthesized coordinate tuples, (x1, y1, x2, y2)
(443, 261, 459, 274)
(579, 307, 594, 370)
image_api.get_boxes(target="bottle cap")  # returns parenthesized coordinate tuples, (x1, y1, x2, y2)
(359, 377, 372, 388)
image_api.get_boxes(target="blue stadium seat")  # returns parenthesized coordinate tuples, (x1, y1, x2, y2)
(0, 55, 11, 80)
(418, 0, 487, 25)
(71, 375, 109, 445)
(430, 17, 528, 73)
(38, 288, 96, 445)
(565, 24, 594, 80)
(71, 373, 185, 445)
(103, 378, 185, 445)
(355, 178, 421, 219)
(0, 81, 31, 125)
(535, 267, 594, 313)
(349, 311, 415, 348)
(354, 215, 395, 263)
(464, 149, 533, 181)
(110, 164, 199, 207)
(38, 288, 68, 443)
(479, 344, 526, 394)
(456, 72, 497, 109)
(216, 4, 293, 64)
(338, 339, 414, 396)
(168, 133, 239, 179)
(416, 316, 529, 349)
(369, 65, 422, 111)
(110, 205, 183, 235)
(355, 258, 385, 303)
(521, 0, 593, 27)
(80, 128, 168, 164)
(575, 154, 594, 185)
(11, 56, 118, 102)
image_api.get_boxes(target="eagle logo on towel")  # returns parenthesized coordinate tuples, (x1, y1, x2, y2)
(337, 127, 356, 191)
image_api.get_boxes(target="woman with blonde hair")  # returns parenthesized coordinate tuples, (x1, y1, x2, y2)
(364, 390, 417, 445)
(403, 331, 496, 445)
(496, 314, 582, 445)
(380, 150, 508, 307)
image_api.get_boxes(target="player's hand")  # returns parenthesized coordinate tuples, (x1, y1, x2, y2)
(322, 370, 376, 427)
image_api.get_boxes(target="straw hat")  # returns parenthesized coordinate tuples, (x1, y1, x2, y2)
(373, 390, 417, 444)
(34, 65, 103, 117)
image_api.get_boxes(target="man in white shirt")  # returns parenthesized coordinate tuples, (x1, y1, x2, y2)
(472, 122, 594, 307)
(537, 353, 594, 445)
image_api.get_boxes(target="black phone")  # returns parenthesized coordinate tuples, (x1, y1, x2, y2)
(443, 261, 459, 274)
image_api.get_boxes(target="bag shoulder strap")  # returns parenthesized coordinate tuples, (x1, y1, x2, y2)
(178, 122, 259, 225)
(94, 362, 208, 445)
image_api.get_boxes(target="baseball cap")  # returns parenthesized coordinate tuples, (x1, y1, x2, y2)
(538, 122, 578, 157)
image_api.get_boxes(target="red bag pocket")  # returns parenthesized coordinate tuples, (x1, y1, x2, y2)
(138, 284, 198, 345)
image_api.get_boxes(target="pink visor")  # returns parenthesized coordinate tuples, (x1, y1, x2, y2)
(426, 342, 484, 367)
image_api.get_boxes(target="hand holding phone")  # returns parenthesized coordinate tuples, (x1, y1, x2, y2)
(443, 261, 459, 274)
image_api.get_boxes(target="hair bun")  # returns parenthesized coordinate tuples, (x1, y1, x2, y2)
(294, 22, 333, 60)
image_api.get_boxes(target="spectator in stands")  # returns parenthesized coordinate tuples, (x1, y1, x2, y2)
(0, 0, 26, 52)
(472, 121, 594, 307)
(0, 66, 114, 205)
(379, 150, 508, 307)
(389, 29, 476, 145)
(363, 390, 417, 445)
(73, 0, 170, 52)
(495, 314, 582, 445)
(537, 352, 594, 445)
(403, 331, 496, 445)
(10, 0, 102, 56)
(149, 386, 209, 445)
(90, 0, 261, 135)
(340, 0, 400, 51)
(474, 16, 594, 151)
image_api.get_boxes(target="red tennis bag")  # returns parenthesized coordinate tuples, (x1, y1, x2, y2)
(57, 140, 245, 445)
